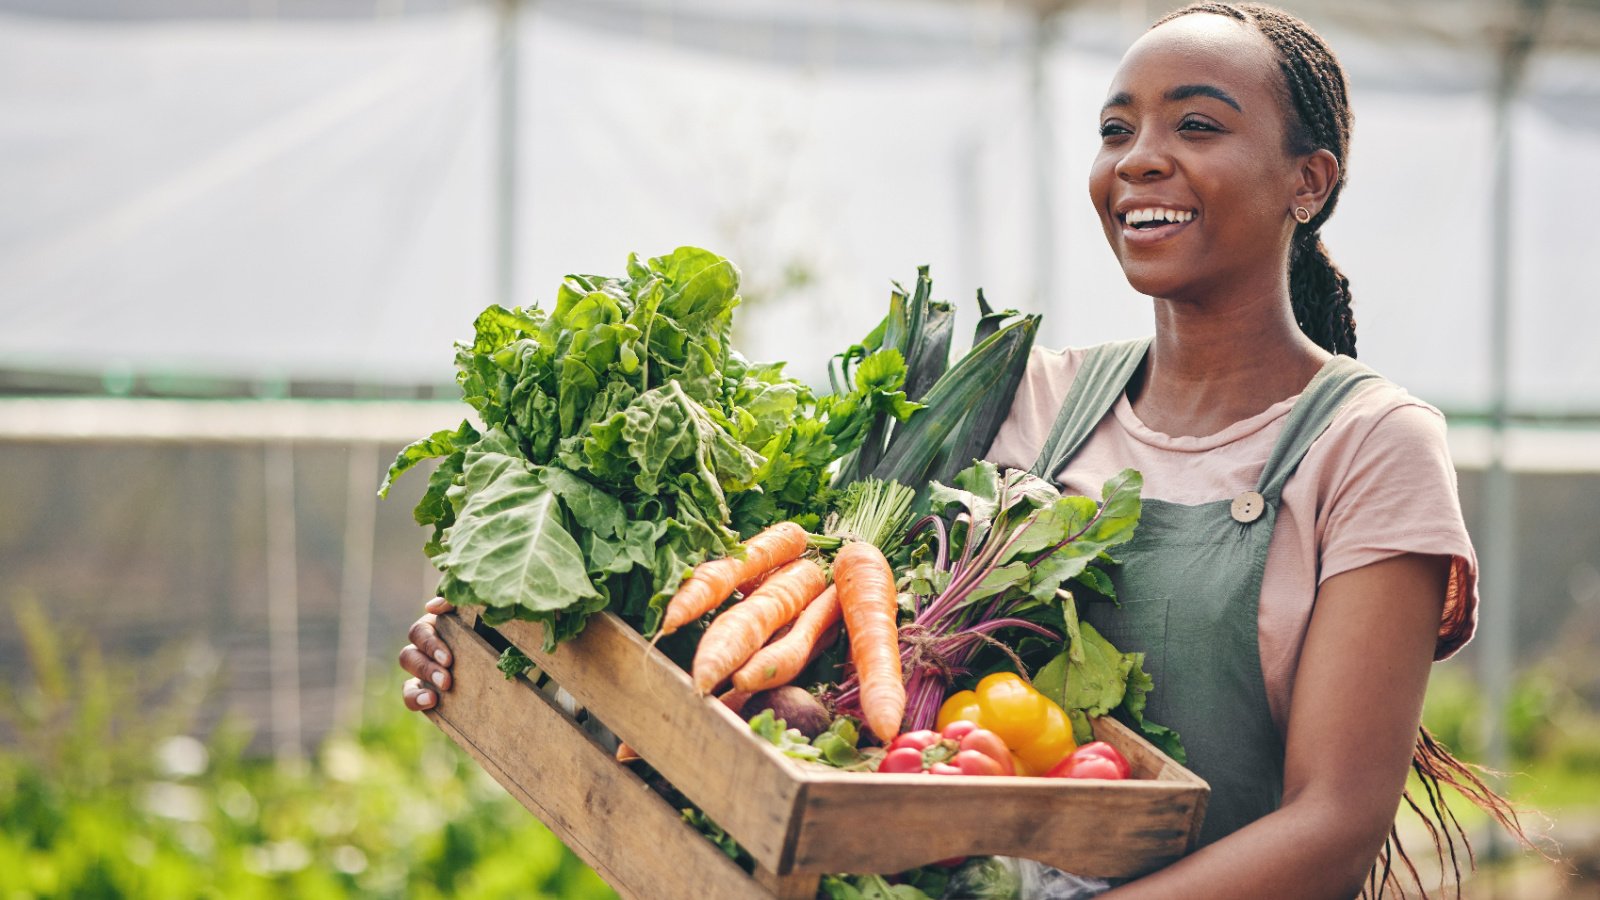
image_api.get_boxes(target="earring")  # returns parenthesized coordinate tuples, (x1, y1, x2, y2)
(1293, 206, 1313, 224)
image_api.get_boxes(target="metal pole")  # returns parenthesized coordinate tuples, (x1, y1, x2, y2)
(1029, 11, 1061, 326)
(494, 0, 522, 308)
(265, 442, 304, 775)
(333, 442, 378, 732)
(1479, 0, 1550, 867)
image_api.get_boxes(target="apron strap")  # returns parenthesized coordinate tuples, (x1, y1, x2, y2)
(1028, 337, 1152, 480)
(1255, 355, 1385, 503)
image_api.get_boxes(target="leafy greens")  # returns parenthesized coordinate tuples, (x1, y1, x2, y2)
(380, 247, 916, 648)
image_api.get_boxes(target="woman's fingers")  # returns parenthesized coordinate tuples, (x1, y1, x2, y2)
(399, 643, 452, 693)
(401, 600, 456, 713)
(408, 615, 453, 668)
(402, 676, 437, 711)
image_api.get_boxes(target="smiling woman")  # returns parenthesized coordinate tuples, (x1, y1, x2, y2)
(986, 3, 1535, 898)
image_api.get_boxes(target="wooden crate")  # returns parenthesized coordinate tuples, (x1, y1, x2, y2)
(425, 608, 1209, 900)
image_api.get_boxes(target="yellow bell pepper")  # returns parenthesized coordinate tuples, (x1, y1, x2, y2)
(936, 673, 1077, 775)
(935, 690, 983, 731)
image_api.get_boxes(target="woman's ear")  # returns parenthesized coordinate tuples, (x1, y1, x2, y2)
(1294, 148, 1340, 217)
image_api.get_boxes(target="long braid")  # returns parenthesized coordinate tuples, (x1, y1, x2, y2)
(1155, 5, 1543, 897)
(1155, 2, 1358, 357)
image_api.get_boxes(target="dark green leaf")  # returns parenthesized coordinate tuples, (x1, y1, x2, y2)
(496, 646, 534, 680)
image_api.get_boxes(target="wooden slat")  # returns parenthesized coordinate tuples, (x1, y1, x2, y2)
(787, 716, 1208, 879)
(425, 612, 766, 900)
(491, 613, 805, 874)
(752, 867, 823, 900)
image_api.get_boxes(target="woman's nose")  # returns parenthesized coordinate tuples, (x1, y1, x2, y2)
(1115, 131, 1172, 182)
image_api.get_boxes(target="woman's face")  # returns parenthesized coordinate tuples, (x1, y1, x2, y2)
(1088, 14, 1306, 302)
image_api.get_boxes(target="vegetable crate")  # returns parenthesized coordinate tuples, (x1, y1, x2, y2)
(425, 608, 1209, 900)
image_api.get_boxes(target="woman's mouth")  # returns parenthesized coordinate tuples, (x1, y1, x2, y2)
(1118, 207, 1196, 246)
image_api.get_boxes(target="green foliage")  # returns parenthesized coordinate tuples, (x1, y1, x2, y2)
(0, 595, 617, 900)
(495, 647, 534, 681)
(820, 864, 948, 900)
(746, 710, 870, 770)
(1421, 660, 1600, 812)
(386, 247, 911, 644)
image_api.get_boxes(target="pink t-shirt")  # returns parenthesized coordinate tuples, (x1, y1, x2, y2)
(985, 345, 1479, 735)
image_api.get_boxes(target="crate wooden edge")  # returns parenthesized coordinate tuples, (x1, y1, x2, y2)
(481, 610, 809, 874)
(787, 717, 1208, 878)
(425, 611, 812, 900)
(475, 608, 1210, 880)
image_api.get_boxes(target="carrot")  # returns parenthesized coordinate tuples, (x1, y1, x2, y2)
(834, 541, 904, 742)
(691, 559, 827, 694)
(656, 521, 809, 638)
(734, 569, 770, 598)
(733, 584, 842, 693)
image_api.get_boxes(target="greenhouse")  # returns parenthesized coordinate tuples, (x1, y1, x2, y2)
(2, 0, 1598, 896)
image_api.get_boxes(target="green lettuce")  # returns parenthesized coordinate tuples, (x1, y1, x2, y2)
(383, 246, 916, 644)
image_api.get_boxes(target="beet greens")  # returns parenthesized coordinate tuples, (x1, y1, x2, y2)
(848, 461, 1143, 732)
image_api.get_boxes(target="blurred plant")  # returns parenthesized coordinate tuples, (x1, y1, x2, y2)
(0, 592, 617, 899)
(1423, 653, 1600, 812)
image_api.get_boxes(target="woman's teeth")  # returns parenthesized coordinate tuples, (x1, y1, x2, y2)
(1124, 208, 1194, 228)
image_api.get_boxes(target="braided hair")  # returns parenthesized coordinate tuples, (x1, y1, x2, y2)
(1155, 2, 1358, 357)
(1148, 10, 1541, 894)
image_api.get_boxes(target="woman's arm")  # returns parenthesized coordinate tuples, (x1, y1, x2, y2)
(1104, 552, 1450, 900)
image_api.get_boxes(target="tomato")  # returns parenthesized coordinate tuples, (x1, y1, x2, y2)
(954, 749, 1008, 777)
(880, 747, 929, 774)
(939, 720, 980, 742)
(956, 730, 1015, 776)
(880, 721, 1013, 777)
(974, 673, 1051, 748)
(888, 730, 942, 753)
(1012, 702, 1076, 774)
(1046, 742, 1131, 780)
(1048, 755, 1124, 780)
(1070, 741, 1132, 779)
(935, 690, 983, 731)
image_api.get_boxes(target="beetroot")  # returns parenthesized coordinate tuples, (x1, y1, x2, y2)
(746, 686, 830, 739)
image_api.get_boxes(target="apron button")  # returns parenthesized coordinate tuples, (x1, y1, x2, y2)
(1231, 491, 1265, 523)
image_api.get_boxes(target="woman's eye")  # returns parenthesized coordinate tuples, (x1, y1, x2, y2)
(1179, 119, 1218, 132)
(1099, 122, 1130, 138)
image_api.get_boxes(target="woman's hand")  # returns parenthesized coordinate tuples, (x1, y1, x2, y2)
(400, 597, 455, 711)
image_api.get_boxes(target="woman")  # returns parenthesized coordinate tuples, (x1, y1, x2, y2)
(401, 4, 1523, 895)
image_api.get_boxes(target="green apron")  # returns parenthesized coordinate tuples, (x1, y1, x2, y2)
(1028, 338, 1382, 846)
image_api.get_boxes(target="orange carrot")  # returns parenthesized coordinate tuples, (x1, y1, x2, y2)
(656, 522, 809, 638)
(734, 569, 770, 598)
(691, 559, 827, 694)
(834, 541, 904, 742)
(733, 584, 842, 693)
